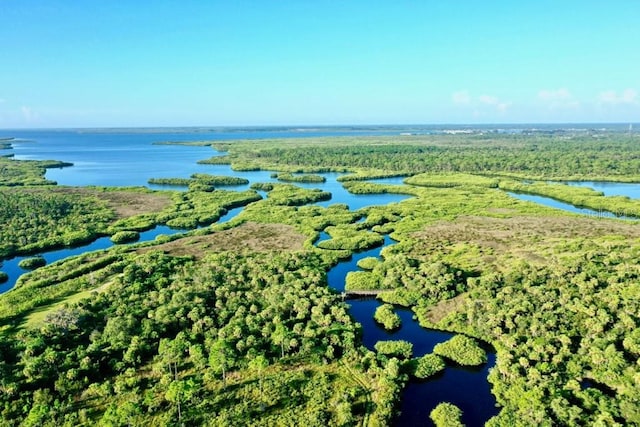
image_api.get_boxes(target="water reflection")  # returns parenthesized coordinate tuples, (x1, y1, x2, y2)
(322, 231, 497, 426)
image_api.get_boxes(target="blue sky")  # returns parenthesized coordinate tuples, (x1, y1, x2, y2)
(1, 1, 639, 128)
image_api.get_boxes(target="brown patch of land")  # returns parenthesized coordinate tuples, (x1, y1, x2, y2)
(141, 222, 306, 258)
(415, 215, 640, 252)
(48, 187, 172, 218)
(423, 293, 468, 324)
(411, 215, 640, 324)
(92, 191, 171, 218)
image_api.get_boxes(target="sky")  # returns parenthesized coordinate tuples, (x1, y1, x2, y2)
(1, 1, 639, 128)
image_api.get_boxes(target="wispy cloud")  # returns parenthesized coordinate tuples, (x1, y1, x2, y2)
(478, 94, 511, 112)
(538, 88, 580, 109)
(452, 91, 511, 113)
(598, 88, 637, 105)
(21, 106, 38, 122)
(452, 90, 471, 105)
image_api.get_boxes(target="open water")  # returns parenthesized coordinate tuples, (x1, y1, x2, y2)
(4, 127, 640, 425)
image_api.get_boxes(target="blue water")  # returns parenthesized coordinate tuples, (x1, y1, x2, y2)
(0, 225, 185, 294)
(396, 353, 498, 426)
(18, 128, 640, 425)
(322, 233, 497, 426)
(1, 130, 411, 294)
(507, 192, 638, 220)
(5, 128, 419, 187)
(564, 181, 640, 199)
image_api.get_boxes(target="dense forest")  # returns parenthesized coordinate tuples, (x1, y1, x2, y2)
(1, 132, 640, 426)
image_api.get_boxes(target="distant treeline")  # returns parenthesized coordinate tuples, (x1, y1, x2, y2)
(199, 134, 640, 181)
(148, 174, 249, 187)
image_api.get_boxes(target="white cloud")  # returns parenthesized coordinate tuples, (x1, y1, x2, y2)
(452, 92, 511, 113)
(479, 94, 511, 113)
(478, 95, 498, 105)
(599, 88, 637, 105)
(538, 88, 571, 101)
(452, 90, 471, 105)
(538, 88, 580, 109)
(21, 106, 38, 122)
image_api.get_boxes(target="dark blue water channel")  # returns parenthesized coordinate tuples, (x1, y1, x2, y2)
(1, 130, 410, 294)
(18, 130, 640, 424)
(0, 226, 184, 294)
(321, 233, 498, 426)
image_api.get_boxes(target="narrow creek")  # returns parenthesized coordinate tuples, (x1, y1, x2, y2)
(506, 191, 639, 220)
(0, 202, 252, 295)
(0, 225, 185, 294)
(320, 231, 498, 426)
(9, 131, 640, 425)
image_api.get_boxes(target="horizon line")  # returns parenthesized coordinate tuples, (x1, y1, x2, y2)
(1, 121, 639, 132)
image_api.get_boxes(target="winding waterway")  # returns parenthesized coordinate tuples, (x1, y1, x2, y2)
(8, 129, 640, 425)
(321, 233, 498, 426)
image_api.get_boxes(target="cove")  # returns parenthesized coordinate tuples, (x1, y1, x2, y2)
(4, 130, 495, 424)
(0, 202, 252, 296)
(563, 181, 640, 199)
(506, 192, 638, 220)
(0, 225, 186, 295)
(321, 231, 498, 426)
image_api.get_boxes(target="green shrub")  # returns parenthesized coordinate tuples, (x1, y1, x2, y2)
(190, 173, 249, 185)
(374, 304, 401, 330)
(274, 173, 326, 183)
(147, 177, 191, 186)
(374, 340, 413, 359)
(188, 182, 215, 192)
(344, 271, 381, 291)
(357, 256, 379, 270)
(18, 256, 47, 270)
(430, 402, 464, 427)
(413, 354, 446, 379)
(433, 335, 486, 366)
(110, 231, 140, 244)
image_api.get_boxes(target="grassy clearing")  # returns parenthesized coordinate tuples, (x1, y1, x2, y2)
(140, 222, 307, 258)
(410, 214, 640, 271)
(22, 284, 111, 329)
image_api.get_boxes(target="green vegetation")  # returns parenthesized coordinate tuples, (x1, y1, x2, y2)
(374, 304, 402, 330)
(4, 132, 640, 425)
(258, 183, 331, 206)
(147, 177, 192, 186)
(190, 173, 249, 186)
(374, 340, 413, 359)
(411, 353, 446, 379)
(110, 230, 140, 244)
(198, 133, 640, 181)
(17, 256, 47, 270)
(0, 249, 404, 426)
(432, 335, 487, 366)
(149, 174, 249, 188)
(337, 171, 410, 182)
(406, 172, 499, 188)
(272, 172, 326, 183)
(115, 189, 261, 230)
(500, 180, 640, 217)
(0, 157, 72, 186)
(357, 256, 379, 270)
(0, 188, 115, 258)
(317, 225, 384, 251)
(430, 402, 464, 427)
(0, 271, 8, 284)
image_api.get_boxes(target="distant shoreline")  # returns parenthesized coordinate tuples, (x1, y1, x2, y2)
(1, 122, 638, 134)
